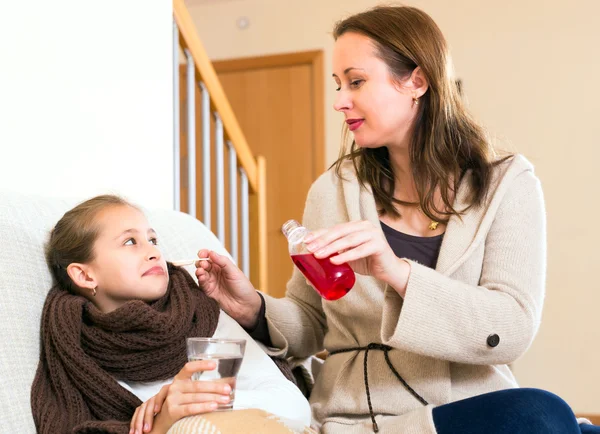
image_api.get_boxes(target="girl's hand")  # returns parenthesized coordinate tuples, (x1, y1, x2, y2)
(129, 360, 231, 434)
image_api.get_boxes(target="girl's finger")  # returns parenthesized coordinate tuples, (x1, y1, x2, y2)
(177, 392, 231, 405)
(134, 402, 147, 434)
(130, 406, 140, 433)
(178, 402, 219, 418)
(142, 397, 156, 432)
(153, 385, 169, 414)
(191, 381, 231, 395)
(174, 360, 217, 381)
(174, 380, 231, 395)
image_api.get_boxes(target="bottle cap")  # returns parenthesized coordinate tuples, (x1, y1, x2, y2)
(281, 219, 302, 239)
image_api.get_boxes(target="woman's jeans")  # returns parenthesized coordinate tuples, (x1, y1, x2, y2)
(432, 388, 599, 434)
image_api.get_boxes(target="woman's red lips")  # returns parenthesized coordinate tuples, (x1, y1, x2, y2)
(346, 119, 364, 131)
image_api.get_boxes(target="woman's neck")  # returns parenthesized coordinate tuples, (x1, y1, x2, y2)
(388, 147, 418, 202)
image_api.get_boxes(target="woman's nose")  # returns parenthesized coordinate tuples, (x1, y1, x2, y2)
(333, 90, 353, 112)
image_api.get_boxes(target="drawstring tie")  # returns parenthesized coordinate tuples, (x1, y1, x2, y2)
(329, 343, 429, 433)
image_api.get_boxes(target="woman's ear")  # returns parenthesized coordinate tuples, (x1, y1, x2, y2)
(409, 66, 429, 99)
(66, 263, 97, 291)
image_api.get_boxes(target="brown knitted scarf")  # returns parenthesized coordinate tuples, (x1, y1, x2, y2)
(31, 263, 220, 434)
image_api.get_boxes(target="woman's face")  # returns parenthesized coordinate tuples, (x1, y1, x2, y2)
(72, 205, 169, 313)
(332, 32, 417, 150)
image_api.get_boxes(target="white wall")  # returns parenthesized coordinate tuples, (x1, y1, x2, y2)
(0, 0, 173, 209)
(186, 0, 600, 413)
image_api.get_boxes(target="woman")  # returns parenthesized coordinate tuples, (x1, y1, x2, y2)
(193, 6, 597, 434)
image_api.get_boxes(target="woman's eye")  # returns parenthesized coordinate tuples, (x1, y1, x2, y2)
(149, 237, 158, 245)
(350, 79, 364, 88)
(124, 238, 136, 246)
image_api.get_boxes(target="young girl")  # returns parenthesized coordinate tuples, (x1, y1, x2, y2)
(31, 195, 310, 434)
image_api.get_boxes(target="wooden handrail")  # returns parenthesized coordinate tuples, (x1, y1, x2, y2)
(257, 156, 267, 293)
(173, 0, 258, 193)
(173, 0, 268, 292)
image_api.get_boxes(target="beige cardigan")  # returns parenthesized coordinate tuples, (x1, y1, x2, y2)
(263, 155, 546, 434)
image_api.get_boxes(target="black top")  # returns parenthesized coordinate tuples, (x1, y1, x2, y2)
(379, 221, 444, 269)
(246, 222, 445, 345)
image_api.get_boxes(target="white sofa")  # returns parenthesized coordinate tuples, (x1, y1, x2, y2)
(0, 190, 291, 433)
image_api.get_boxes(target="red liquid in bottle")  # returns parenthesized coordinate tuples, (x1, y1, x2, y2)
(291, 253, 356, 301)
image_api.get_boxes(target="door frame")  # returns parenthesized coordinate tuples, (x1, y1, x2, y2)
(212, 50, 325, 177)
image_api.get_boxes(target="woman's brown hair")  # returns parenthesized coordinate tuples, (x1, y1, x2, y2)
(46, 195, 134, 292)
(333, 6, 509, 221)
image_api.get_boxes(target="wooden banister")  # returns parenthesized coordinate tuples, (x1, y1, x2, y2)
(173, 0, 269, 292)
(257, 156, 267, 293)
(173, 0, 258, 193)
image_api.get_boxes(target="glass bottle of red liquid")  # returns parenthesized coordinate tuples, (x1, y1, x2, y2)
(281, 219, 356, 301)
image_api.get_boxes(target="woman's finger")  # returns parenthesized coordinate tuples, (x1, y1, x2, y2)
(207, 250, 233, 269)
(312, 230, 373, 259)
(195, 267, 208, 280)
(330, 242, 378, 266)
(305, 221, 370, 250)
(197, 249, 210, 260)
(302, 228, 325, 243)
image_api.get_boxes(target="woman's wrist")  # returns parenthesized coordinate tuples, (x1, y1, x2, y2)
(235, 291, 262, 329)
(386, 258, 411, 298)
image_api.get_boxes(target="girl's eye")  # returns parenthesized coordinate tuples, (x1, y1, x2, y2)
(124, 238, 136, 246)
(350, 79, 364, 88)
(149, 237, 158, 245)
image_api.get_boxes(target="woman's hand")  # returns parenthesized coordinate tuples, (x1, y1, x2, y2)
(195, 249, 262, 329)
(304, 220, 411, 297)
(129, 360, 231, 434)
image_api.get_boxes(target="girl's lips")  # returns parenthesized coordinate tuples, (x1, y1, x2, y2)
(142, 266, 165, 277)
(346, 119, 364, 131)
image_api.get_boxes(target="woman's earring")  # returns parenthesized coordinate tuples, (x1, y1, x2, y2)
(412, 96, 419, 107)
(92, 287, 97, 297)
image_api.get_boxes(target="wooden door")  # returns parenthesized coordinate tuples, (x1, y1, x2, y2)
(214, 52, 324, 298)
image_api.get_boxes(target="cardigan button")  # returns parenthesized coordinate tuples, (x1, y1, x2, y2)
(487, 334, 500, 347)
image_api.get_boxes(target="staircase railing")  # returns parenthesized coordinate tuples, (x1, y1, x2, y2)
(172, 0, 267, 293)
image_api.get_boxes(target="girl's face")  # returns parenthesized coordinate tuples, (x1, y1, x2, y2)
(332, 32, 420, 151)
(70, 205, 169, 313)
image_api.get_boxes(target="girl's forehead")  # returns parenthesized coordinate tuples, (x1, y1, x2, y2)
(95, 206, 150, 235)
